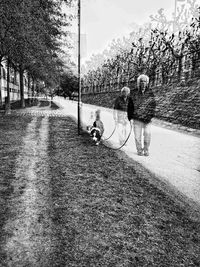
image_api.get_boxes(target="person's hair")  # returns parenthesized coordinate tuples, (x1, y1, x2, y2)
(137, 74, 149, 89)
(121, 86, 130, 95)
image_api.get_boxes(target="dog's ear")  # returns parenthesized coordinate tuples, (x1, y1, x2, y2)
(97, 132, 101, 140)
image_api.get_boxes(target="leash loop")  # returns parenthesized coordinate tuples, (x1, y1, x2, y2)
(103, 121, 132, 150)
(103, 122, 117, 141)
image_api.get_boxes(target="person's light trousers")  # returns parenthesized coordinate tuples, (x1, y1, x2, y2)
(133, 120, 151, 152)
(117, 122, 129, 144)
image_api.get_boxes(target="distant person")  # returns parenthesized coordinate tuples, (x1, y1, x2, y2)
(127, 74, 156, 156)
(113, 86, 130, 145)
(87, 111, 95, 132)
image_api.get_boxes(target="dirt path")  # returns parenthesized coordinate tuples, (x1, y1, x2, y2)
(3, 116, 53, 267)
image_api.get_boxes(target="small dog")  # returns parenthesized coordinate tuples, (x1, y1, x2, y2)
(88, 110, 104, 145)
(90, 127, 102, 145)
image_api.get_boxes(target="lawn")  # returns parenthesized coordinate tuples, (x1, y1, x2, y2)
(0, 110, 200, 266)
(48, 116, 200, 267)
(0, 113, 33, 264)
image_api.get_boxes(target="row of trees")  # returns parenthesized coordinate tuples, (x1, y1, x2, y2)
(81, 2, 200, 93)
(59, 71, 78, 99)
(0, 0, 75, 110)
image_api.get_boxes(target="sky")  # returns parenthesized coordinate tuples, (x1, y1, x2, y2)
(68, 0, 200, 62)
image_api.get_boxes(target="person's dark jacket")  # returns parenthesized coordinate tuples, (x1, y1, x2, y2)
(114, 95, 129, 123)
(114, 95, 129, 111)
(127, 87, 156, 123)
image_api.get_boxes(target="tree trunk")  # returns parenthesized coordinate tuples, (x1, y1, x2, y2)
(19, 65, 25, 108)
(0, 80, 2, 108)
(0, 58, 2, 107)
(28, 73, 31, 105)
(32, 79, 36, 104)
(178, 56, 184, 82)
(5, 58, 11, 114)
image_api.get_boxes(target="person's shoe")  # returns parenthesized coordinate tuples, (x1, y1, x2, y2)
(144, 150, 149, 156)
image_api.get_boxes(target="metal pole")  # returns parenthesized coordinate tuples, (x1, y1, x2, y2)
(78, 0, 81, 135)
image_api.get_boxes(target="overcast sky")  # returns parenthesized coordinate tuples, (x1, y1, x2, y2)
(68, 0, 200, 61)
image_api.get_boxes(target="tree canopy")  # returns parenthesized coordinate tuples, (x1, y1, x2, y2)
(0, 0, 74, 106)
(82, 4, 200, 92)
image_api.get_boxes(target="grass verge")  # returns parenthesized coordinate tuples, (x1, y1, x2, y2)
(0, 114, 32, 263)
(0, 113, 200, 266)
(48, 116, 200, 267)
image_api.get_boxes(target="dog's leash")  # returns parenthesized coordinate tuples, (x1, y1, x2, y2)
(103, 122, 133, 150)
(103, 122, 117, 141)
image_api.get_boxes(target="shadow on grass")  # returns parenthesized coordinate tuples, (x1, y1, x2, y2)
(48, 116, 200, 267)
(0, 98, 60, 112)
(0, 98, 39, 110)
(0, 114, 32, 265)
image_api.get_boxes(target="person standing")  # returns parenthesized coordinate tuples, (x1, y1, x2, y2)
(113, 86, 130, 145)
(127, 74, 156, 156)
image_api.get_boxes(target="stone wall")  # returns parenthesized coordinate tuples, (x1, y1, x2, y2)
(81, 80, 200, 130)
